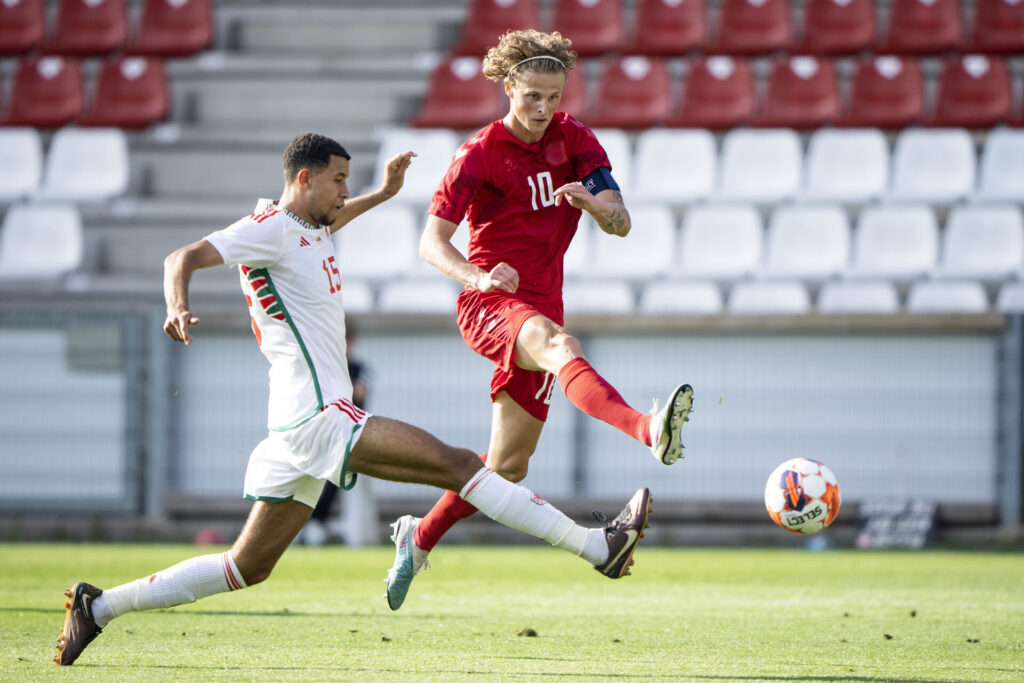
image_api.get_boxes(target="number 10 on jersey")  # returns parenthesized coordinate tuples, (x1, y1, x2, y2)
(527, 172, 555, 211)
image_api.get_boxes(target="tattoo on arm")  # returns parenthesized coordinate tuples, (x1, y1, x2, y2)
(601, 208, 626, 235)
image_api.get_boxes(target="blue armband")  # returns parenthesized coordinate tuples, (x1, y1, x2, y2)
(581, 166, 619, 195)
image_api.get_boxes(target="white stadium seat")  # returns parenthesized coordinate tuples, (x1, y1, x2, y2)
(562, 280, 635, 314)
(679, 204, 763, 281)
(631, 128, 715, 202)
(889, 128, 976, 203)
(334, 204, 418, 278)
(817, 281, 900, 313)
(0, 203, 83, 279)
(0, 127, 43, 202)
(339, 278, 375, 313)
(727, 280, 811, 314)
(977, 129, 1024, 202)
(848, 204, 939, 282)
(639, 280, 723, 314)
(589, 204, 676, 278)
(934, 204, 1024, 282)
(760, 204, 850, 282)
(718, 128, 802, 203)
(591, 128, 634, 192)
(564, 217, 594, 278)
(906, 281, 989, 313)
(996, 282, 1024, 313)
(35, 127, 129, 201)
(803, 128, 888, 203)
(377, 279, 459, 313)
(373, 127, 459, 203)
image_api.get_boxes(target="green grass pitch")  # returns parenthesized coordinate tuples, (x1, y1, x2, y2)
(1, 543, 1022, 681)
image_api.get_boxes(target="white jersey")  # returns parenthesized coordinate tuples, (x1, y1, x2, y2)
(205, 201, 353, 431)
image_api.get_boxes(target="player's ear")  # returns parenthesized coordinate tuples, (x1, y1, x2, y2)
(504, 80, 514, 99)
(295, 167, 311, 188)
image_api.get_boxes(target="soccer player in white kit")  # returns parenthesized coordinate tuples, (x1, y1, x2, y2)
(53, 132, 653, 666)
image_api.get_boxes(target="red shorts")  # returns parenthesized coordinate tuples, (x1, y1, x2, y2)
(456, 289, 563, 422)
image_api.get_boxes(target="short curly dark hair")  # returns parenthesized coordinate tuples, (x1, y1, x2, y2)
(282, 132, 350, 181)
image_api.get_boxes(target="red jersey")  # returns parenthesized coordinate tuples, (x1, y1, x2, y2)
(429, 112, 611, 305)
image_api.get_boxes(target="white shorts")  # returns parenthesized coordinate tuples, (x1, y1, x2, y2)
(243, 399, 371, 508)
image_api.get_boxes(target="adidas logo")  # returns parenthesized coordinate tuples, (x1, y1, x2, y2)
(299, 236, 311, 247)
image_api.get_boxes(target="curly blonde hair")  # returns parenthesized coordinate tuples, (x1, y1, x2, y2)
(481, 29, 577, 86)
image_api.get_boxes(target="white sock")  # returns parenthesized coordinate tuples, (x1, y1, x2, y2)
(92, 552, 247, 628)
(460, 468, 608, 565)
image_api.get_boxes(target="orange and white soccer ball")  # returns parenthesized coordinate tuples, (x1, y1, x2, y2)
(764, 458, 841, 534)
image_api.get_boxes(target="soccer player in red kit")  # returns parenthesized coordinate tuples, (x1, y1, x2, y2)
(385, 30, 694, 610)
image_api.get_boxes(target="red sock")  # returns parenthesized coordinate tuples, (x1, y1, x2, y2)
(558, 358, 652, 446)
(414, 453, 486, 551)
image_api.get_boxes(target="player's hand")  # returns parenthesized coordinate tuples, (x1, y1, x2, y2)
(164, 309, 201, 346)
(475, 262, 519, 294)
(553, 181, 598, 211)
(380, 151, 417, 198)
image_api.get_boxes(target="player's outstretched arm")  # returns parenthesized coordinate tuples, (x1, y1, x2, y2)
(420, 214, 518, 293)
(553, 183, 631, 237)
(163, 239, 224, 346)
(329, 151, 416, 233)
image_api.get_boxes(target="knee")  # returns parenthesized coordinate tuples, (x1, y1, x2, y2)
(491, 459, 529, 483)
(548, 329, 582, 364)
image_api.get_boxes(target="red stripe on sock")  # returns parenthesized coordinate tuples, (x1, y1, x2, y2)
(222, 553, 242, 591)
(557, 358, 651, 446)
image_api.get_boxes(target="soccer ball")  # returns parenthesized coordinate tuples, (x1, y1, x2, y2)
(764, 458, 841, 534)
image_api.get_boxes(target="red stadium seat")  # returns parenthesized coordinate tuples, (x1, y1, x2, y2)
(931, 55, 1012, 127)
(712, 0, 791, 56)
(411, 56, 505, 129)
(757, 55, 840, 129)
(550, 0, 624, 57)
(0, 0, 45, 56)
(968, 0, 1024, 54)
(0, 57, 84, 129)
(558, 58, 589, 119)
(79, 57, 170, 129)
(452, 0, 541, 56)
(589, 56, 672, 129)
(798, 0, 876, 55)
(126, 0, 214, 57)
(45, 0, 128, 56)
(668, 56, 755, 129)
(623, 0, 706, 56)
(881, 0, 962, 55)
(841, 55, 924, 128)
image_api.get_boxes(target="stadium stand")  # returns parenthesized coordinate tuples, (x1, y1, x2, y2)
(36, 127, 129, 201)
(817, 281, 901, 314)
(933, 204, 1024, 283)
(631, 128, 716, 203)
(977, 129, 1024, 202)
(727, 280, 812, 314)
(411, 56, 504, 130)
(841, 55, 925, 128)
(588, 55, 672, 129)
(906, 280, 989, 312)
(623, 0, 707, 56)
(0, 128, 43, 202)
(590, 127, 634, 190)
(797, 0, 876, 56)
(550, 0, 624, 56)
(451, 0, 540, 56)
(78, 57, 170, 129)
(669, 56, 755, 129)
(0, 0, 45, 56)
(0, 57, 84, 129)
(126, 0, 215, 57)
(881, 0, 963, 55)
(45, 0, 128, 56)
(717, 128, 802, 202)
(638, 279, 723, 314)
(588, 203, 676, 278)
(759, 204, 850, 283)
(847, 204, 939, 283)
(802, 127, 889, 203)
(968, 0, 1024, 54)
(756, 55, 840, 129)
(0, 203, 83, 280)
(931, 55, 1012, 128)
(562, 280, 635, 313)
(678, 203, 763, 281)
(996, 282, 1024, 312)
(372, 128, 459, 203)
(558, 57, 589, 118)
(334, 205, 419, 280)
(889, 127, 976, 202)
(377, 279, 460, 313)
(712, 0, 791, 55)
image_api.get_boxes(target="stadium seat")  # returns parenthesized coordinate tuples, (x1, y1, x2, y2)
(847, 204, 938, 282)
(373, 128, 459, 203)
(977, 129, 1024, 202)
(334, 205, 418, 279)
(931, 55, 1012, 128)
(817, 281, 900, 313)
(378, 279, 459, 313)
(756, 55, 840, 129)
(588, 56, 672, 129)
(841, 55, 924, 128)
(934, 204, 1024, 282)
(591, 128, 633, 192)
(996, 282, 1024, 312)
(0, 57, 84, 129)
(589, 204, 676, 278)
(0, 203, 83, 280)
(880, 0, 962, 55)
(337, 278, 374, 314)
(45, 0, 128, 56)
(712, 0, 791, 55)
(797, 0, 876, 55)
(669, 56, 755, 130)
(452, 0, 541, 56)
(803, 128, 888, 203)
(727, 281, 811, 314)
(36, 127, 129, 201)
(639, 280, 723, 314)
(0, 128, 43, 202)
(562, 280, 635, 314)
(759, 204, 850, 282)
(968, 0, 1024, 54)
(0, 0, 45, 56)
(550, 0, 624, 57)
(889, 128, 976, 203)
(678, 204, 763, 281)
(564, 217, 594, 278)
(718, 128, 802, 203)
(127, 0, 214, 57)
(78, 57, 170, 129)
(631, 128, 715, 203)
(558, 58, 588, 119)
(623, 0, 706, 56)
(411, 56, 504, 130)
(906, 281, 988, 313)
